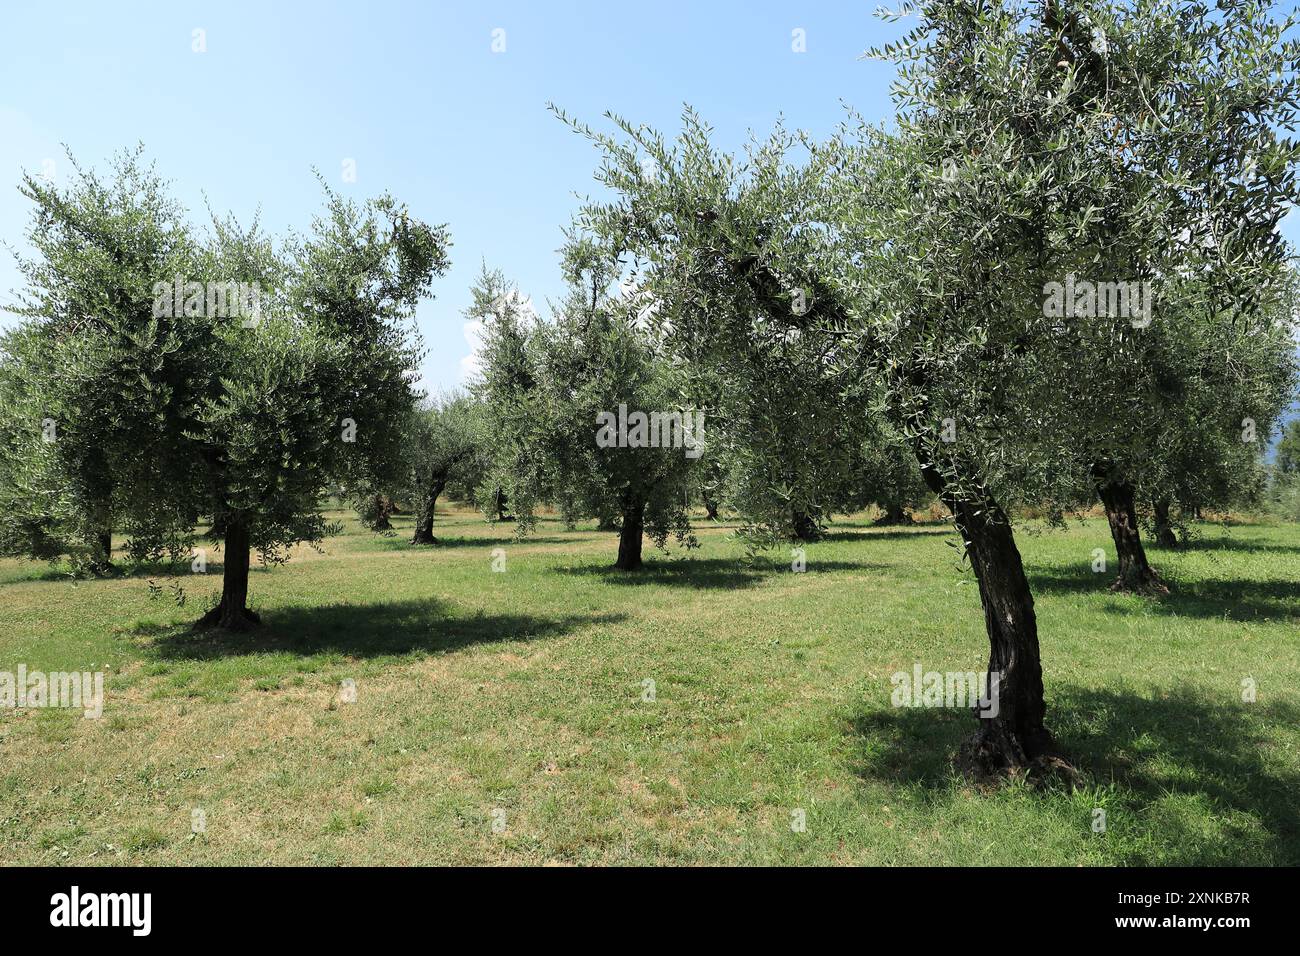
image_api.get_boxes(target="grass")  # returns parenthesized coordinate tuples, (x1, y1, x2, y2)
(0, 505, 1297, 865)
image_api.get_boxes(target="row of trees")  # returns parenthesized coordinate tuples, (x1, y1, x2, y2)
(2, 1, 1297, 778)
(353, 254, 936, 568)
(537, 0, 1300, 774)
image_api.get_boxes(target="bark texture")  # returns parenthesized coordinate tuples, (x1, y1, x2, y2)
(910, 445, 1069, 780)
(197, 520, 261, 630)
(946, 495, 1061, 778)
(615, 497, 646, 571)
(1093, 468, 1166, 595)
(412, 480, 446, 544)
(1153, 499, 1179, 548)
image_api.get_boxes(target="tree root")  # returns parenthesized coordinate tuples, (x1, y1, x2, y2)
(956, 725, 1082, 789)
(1109, 572, 1170, 597)
(195, 604, 262, 631)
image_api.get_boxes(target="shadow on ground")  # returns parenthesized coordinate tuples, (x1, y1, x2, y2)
(1028, 567, 1299, 621)
(554, 557, 885, 589)
(13, 557, 209, 584)
(819, 527, 951, 542)
(849, 685, 1300, 864)
(148, 597, 624, 661)
(367, 533, 570, 551)
(1150, 537, 1300, 555)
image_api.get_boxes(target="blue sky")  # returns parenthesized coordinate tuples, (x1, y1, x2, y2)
(0, 1, 903, 393)
(2, 1, 1297, 402)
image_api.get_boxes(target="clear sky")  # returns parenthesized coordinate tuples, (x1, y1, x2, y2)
(1, 1, 1296, 398)
(0, 1, 906, 393)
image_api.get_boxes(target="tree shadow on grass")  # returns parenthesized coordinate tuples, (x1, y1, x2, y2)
(554, 557, 885, 590)
(148, 597, 624, 662)
(367, 534, 570, 552)
(849, 685, 1300, 864)
(819, 527, 950, 543)
(1152, 537, 1300, 555)
(1028, 568, 1299, 622)
(16, 557, 209, 584)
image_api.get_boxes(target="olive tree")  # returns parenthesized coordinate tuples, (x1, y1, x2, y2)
(562, 0, 1300, 774)
(409, 393, 482, 544)
(476, 246, 699, 569)
(1, 148, 197, 573)
(4, 151, 450, 629)
(192, 189, 449, 628)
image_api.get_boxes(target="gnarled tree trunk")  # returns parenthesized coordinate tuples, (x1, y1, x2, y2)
(910, 443, 1063, 779)
(1093, 467, 1165, 594)
(372, 494, 394, 531)
(412, 479, 446, 544)
(874, 502, 914, 526)
(87, 524, 116, 576)
(947, 494, 1059, 777)
(615, 497, 645, 570)
(791, 509, 821, 542)
(197, 520, 260, 630)
(494, 487, 514, 522)
(1153, 499, 1179, 548)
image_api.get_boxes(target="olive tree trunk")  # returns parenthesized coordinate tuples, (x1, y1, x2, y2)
(947, 494, 1058, 776)
(88, 524, 115, 576)
(372, 494, 394, 531)
(197, 520, 260, 630)
(1153, 499, 1179, 548)
(791, 509, 820, 542)
(412, 479, 446, 544)
(911, 446, 1063, 779)
(615, 497, 646, 570)
(1093, 469, 1165, 594)
(874, 502, 914, 526)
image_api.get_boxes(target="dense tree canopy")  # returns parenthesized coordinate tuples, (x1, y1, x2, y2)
(474, 246, 700, 569)
(1, 151, 450, 628)
(561, 0, 1300, 774)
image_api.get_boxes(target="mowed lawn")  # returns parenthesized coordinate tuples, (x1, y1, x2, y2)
(0, 506, 1297, 866)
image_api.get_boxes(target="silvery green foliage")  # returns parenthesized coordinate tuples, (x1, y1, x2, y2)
(467, 264, 548, 527)
(554, 109, 877, 546)
(288, 183, 451, 503)
(920, 0, 1300, 521)
(473, 246, 699, 555)
(561, 0, 1300, 529)
(1, 150, 450, 591)
(1, 148, 199, 569)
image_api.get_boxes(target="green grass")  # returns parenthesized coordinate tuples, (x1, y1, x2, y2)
(0, 506, 1297, 865)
